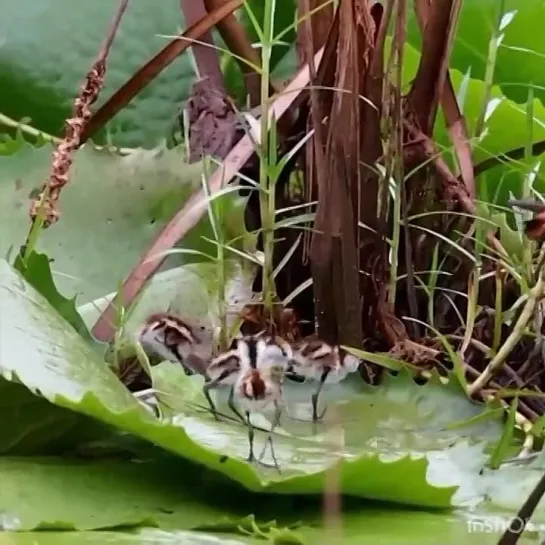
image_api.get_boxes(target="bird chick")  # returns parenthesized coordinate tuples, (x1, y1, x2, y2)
(287, 335, 361, 422)
(136, 312, 206, 376)
(229, 335, 290, 467)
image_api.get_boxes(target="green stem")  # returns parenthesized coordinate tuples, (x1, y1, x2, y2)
(258, 0, 277, 317)
(21, 210, 45, 265)
(217, 235, 227, 351)
(0, 113, 61, 144)
(474, 0, 505, 139)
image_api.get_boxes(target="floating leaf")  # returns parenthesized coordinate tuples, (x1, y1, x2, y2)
(0, 142, 248, 304)
(0, 456, 286, 533)
(0, 258, 454, 507)
(13, 251, 92, 342)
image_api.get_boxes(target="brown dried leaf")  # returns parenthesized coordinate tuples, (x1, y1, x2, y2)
(296, 0, 335, 67)
(184, 77, 244, 162)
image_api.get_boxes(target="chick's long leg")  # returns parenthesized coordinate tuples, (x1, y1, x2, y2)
(245, 410, 255, 462)
(202, 369, 232, 421)
(257, 400, 282, 473)
(227, 385, 246, 424)
(311, 368, 331, 423)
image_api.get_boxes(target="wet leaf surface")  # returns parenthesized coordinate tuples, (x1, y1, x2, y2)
(4, 259, 545, 539)
(0, 532, 263, 545)
(0, 258, 451, 506)
(0, 142, 247, 304)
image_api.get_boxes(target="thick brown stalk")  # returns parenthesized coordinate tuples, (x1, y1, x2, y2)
(356, 2, 390, 347)
(296, 0, 334, 67)
(413, 0, 474, 199)
(179, 0, 225, 89)
(309, 0, 371, 349)
(92, 47, 326, 342)
(301, 0, 333, 335)
(407, 0, 460, 135)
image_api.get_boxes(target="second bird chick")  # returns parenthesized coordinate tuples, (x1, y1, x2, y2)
(136, 312, 206, 375)
(287, 335, 361, 422)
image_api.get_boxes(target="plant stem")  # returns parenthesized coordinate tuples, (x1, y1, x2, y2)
(0, 113, 61, 144)
(468, 250, 545, 397)
(497, 470, 545, 545)
(217, 224, 227, 351)
(21, 210, 46, 265)
(258, 0, 277, 318)
(522, 85, 535, 282)
(460, 266, 479, 357)
(474, 0, 506, 139)
(492, 265, 504, 354)
(388, 177, 401, 307)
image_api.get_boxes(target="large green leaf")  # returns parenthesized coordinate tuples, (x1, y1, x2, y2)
(0, 141, 248, 304)
(407, 0, 545, 108)
(0, 0, 195, 147)
(0, 379, 112, 456)
(0, 532, 264, 545)
(0, 257, 452, 506)
(2, 455, 545, 543)
(398, 40, 545, 205)
(0, 456, 294, 534)
(290, 508, 545, 545)
(4, 258, 545, 540)
(13, 251, 93, 342)
(0, 256, 526, 512)
(0, 1, 298, 147)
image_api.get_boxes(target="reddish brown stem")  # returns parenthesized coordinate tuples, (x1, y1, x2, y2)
(179, 0, 225, 89)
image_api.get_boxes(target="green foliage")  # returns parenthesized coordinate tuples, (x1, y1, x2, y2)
(0, 258, 453, 506)
(0, 0, 298, 148)
(0, 532, 266, 545)
(0, 0, 196, 147)
(398, 40, 545, 205)
(0, 379, 112, 456)
(0, 456, 304, 535)
(0, 141, 248, 304)
(3, 257, 545, 542)
(4, 1, 545, 543)
(407, 0, 545, 108)
(13, 251, 93, 342)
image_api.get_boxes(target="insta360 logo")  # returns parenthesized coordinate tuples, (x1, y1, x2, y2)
(467, 516, 545, 533)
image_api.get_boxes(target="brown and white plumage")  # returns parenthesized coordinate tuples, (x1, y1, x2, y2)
(289, 336, 360, 382)
(287, 335, 361, 422)
(202, 347, 240, 419)
(202, 333, 291, 421)
(234, 356, 285, 414)
(228, 335, 290, 467)
(136, 312, 206, 375)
